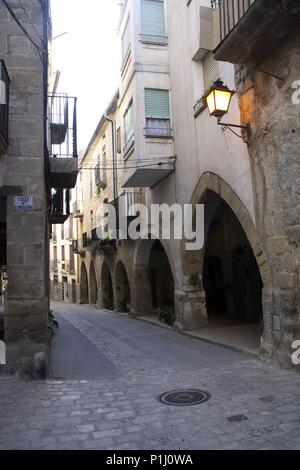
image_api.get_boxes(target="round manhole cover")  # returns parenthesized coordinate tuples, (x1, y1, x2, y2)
(158, 389, 211, 406)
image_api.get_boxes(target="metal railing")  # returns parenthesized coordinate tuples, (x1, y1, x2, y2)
(48, 93, 78, 159)
(144, 127, 173, 138)
(123, 190, 145, 217)
(211, 0, 255, 42)
(50, 260, 58, 271)
(0, 60, 10, 151)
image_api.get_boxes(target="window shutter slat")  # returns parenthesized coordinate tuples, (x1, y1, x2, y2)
(145, 89, 170, 119)
(141, 0, 166, 41)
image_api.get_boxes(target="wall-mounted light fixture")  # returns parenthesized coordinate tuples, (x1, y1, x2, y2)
(204, 80, 249, 140)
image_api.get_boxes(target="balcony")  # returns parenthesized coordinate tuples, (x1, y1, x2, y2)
(48, 94, 78, 189)
(49, 189, 70, 225)
(122, 158, 175, 188)
(73, 201, 83, 219)
(72, 239, 85, 255)
(0, 60, 10, 154)
(50, 260, 58, 272)
(109, 190, 146, 237)
(212, 0, 300, 64)
(189, 3, 214, 61)
(144, 126, 173, 139)
(95, 162, 107, 189)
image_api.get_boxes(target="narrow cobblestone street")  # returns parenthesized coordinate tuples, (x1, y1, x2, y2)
(0, 302, 299, 450)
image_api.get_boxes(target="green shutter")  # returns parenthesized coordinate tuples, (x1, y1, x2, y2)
(145, 89, 170, 119)
(141, 0, 166, 42)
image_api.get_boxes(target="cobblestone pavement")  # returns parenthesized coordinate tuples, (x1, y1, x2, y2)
(0, 302, 299, 450)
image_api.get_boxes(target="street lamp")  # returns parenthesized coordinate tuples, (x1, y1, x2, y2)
(204, 80, 249, 139)
(205, 80, 234, 118)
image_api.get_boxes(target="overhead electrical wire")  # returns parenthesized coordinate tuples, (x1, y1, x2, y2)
(16, 0, 46, 47)
(1, 0, 45, 63)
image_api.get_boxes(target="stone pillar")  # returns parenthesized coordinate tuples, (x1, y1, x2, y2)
(174, 276, 208, 331)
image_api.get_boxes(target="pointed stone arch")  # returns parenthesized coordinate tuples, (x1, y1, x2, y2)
(180, 172, 273, 354)
(100, 260, 114, 310)
(80, 261, 89, 304)
(132, 238, 176, 318)
(114, 261, 131, 313)
(89, 260, 98, 305)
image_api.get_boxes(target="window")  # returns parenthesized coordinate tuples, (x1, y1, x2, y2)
(124, 101, 134, 153)
(116, 127, 121, 154)
(95, 157, 101, 186)
(145, 89, 171, 137)
(122, 18, 131, 61)
(141, 0, 167, 44)
(90, 171, 93, 198)
(61, 245, 65, 261)
(102, 146, 107, 183)
(0, 60, 10, 151)
(90, 210, 94, 229)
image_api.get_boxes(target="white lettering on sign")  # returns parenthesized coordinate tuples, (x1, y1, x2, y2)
(14, 196, 33, 211)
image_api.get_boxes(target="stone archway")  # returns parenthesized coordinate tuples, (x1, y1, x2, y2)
(132, 238, 176, 320)
(100, 261, 114, 310)
(89, 260, 98, 305)
(181, 172, 273, 354)
(114, 261, 131, 313)
(80, 262, 89, 304)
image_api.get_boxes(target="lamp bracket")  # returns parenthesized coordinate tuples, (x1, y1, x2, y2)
(217, 119, 250, 141)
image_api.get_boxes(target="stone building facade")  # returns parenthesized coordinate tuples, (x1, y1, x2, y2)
(70, 0, 299, 369)
(212, 0, 300, 367)
(0, 0, 51, 369)
(1, 0, 78, 371)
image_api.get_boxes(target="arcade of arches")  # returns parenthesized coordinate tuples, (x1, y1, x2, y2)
(78, 174, 275, 355)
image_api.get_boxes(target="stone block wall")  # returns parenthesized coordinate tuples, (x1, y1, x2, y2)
(236, 32, 300, 367)
(0, 0, 49, 370)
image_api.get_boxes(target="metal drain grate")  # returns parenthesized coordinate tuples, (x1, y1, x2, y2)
(158, 389, 211, 406)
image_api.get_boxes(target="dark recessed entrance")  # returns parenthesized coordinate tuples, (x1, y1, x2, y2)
(202, 191, 263, 346)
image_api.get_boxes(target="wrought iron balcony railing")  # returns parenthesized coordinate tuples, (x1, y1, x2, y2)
(0, 60, 10, 153)
(48, 93, 78, 159)
(211, 0, 255, 42)
(144, 126, 173, 138)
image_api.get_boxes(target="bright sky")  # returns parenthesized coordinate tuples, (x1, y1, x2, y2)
(50, 0, 121, 153)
